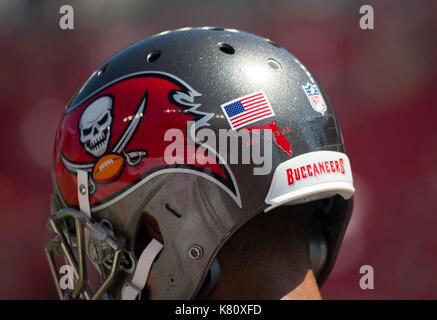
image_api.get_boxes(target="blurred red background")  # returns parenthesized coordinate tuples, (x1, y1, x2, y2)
(0, 0, 436, 299)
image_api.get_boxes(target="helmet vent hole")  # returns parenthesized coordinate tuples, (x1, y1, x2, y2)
(147, 50, 161, 63)
(97, 63, 109, 77)
(266, 39, 281, 48)
(211, 27, 225, 31)
(267, 58, 282, 70)
(218, 42, 235, 55)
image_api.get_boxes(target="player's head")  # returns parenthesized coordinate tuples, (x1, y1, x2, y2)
(207, 201, 324, 300)
(46, 27, 354, 300)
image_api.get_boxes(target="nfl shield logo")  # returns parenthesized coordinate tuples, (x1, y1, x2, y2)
(302, 83, 327, 115)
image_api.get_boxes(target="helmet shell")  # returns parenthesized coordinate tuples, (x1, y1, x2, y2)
(52, 27, 354, 299)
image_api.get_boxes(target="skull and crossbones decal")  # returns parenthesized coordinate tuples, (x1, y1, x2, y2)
(61, 92, 148, 194)
(79, 95, 113, 158)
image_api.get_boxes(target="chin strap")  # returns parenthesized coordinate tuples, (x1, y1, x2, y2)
(122, 239, 163, 300)
(77, 170, 91, 219)
(77, 170, 163, 300)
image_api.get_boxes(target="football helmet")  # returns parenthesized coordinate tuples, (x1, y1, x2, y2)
(46, 27, 354, 299)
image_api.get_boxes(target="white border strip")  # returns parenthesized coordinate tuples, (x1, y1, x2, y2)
(264, 151, 354, 212)
(92, 167, 241, 212)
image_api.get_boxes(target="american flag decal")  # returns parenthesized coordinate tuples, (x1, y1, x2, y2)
(221, 91, 275, 130)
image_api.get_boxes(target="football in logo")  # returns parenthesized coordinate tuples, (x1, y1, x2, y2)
(92, 154, 125, 183)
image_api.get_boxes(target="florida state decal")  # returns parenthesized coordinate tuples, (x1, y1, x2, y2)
(54, 72, 240, 211)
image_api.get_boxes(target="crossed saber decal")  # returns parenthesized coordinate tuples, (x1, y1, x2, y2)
(61, 91, 148, 195)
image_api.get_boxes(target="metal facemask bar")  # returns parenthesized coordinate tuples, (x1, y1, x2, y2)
(45, 205, 125, 300)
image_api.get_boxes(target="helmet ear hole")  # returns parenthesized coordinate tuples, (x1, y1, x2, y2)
(309, 232, 328, 275)
(134, 213, 164, 258)
(194, 259, 221, 300)
(309, 198, 331, 275)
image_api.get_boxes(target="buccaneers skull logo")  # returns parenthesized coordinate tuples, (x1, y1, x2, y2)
(79, 95, 113, 158)
(54, 72, 239, 211)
